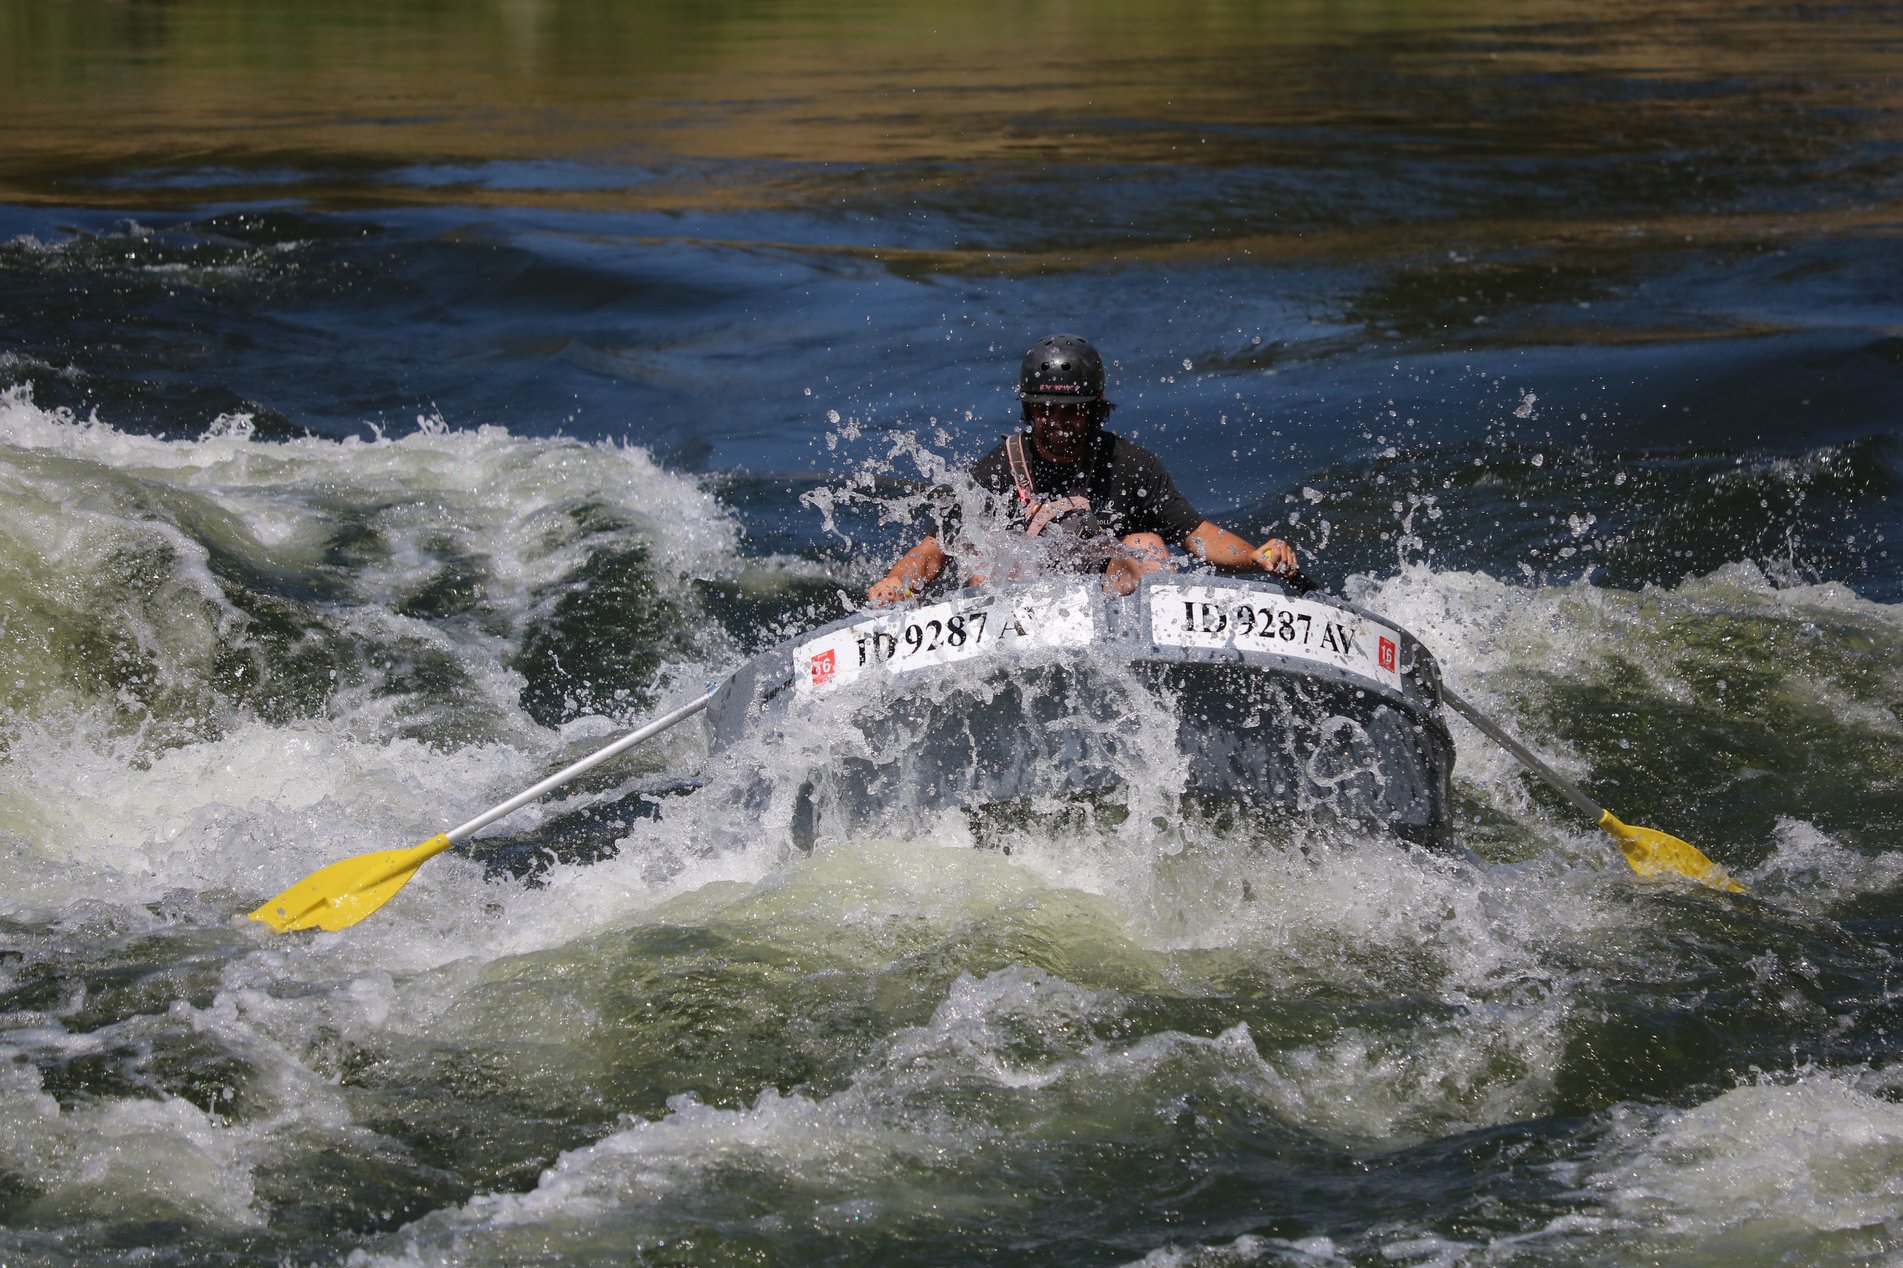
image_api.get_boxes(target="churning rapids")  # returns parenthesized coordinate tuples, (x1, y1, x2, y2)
(3, 3, 1903, 1265)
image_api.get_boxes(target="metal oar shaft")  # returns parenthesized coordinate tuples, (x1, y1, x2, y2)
(444, 690, 714, 844)
(1438, 684, 1604, 821)
(1436, 681, 1740, 892)
(251, 689, 719, 933)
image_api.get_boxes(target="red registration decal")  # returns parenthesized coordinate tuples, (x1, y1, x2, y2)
(1378, 637, 1397, 673)
(811, 648, 836, 685)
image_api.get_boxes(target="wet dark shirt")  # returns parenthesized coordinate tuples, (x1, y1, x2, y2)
(935, 430, 1205, 545)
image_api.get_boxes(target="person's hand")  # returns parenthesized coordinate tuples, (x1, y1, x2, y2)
(1256, 538, 1298, 576)
(867, 537, 947, 607)
(867, 573, 913, 607)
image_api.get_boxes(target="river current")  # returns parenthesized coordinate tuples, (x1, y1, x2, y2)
(2, 3, 1901, 1264)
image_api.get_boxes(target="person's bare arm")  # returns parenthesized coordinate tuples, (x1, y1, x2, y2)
(1185, 520, 1298, 575)
(868, 536, 949, 606)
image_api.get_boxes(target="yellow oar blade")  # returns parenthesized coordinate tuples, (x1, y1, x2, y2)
(250, 833, 452, 932)
(1598, 811, 1745, 893)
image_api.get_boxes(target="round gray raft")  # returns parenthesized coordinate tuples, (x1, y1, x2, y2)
(704, 572, 1456, 852)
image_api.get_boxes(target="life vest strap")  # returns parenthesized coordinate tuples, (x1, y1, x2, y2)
(1005, 433, 1038, 506)
(1005, 433, 1099, 543)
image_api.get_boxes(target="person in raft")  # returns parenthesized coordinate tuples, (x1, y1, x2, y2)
(866, 333, 1301, 606)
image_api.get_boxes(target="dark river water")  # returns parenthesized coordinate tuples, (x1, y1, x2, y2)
(2, 2, 1901, 1264)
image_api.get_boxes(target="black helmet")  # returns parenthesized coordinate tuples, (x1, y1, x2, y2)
(1017, 333, 1105, 403)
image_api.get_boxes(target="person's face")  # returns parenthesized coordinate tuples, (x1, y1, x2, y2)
(1027, 400, 1094, 463)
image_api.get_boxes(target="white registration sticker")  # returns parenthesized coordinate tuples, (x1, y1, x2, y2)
(795, 583, 1097, 697)
(1149, 585, 1403, 691)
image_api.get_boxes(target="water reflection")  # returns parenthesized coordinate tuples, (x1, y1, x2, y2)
(3, 0, 1897, 578)
(7, 1, 1898, 248)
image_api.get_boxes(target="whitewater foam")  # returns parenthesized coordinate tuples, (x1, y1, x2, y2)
(1577, 1070, 1903, 1258)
